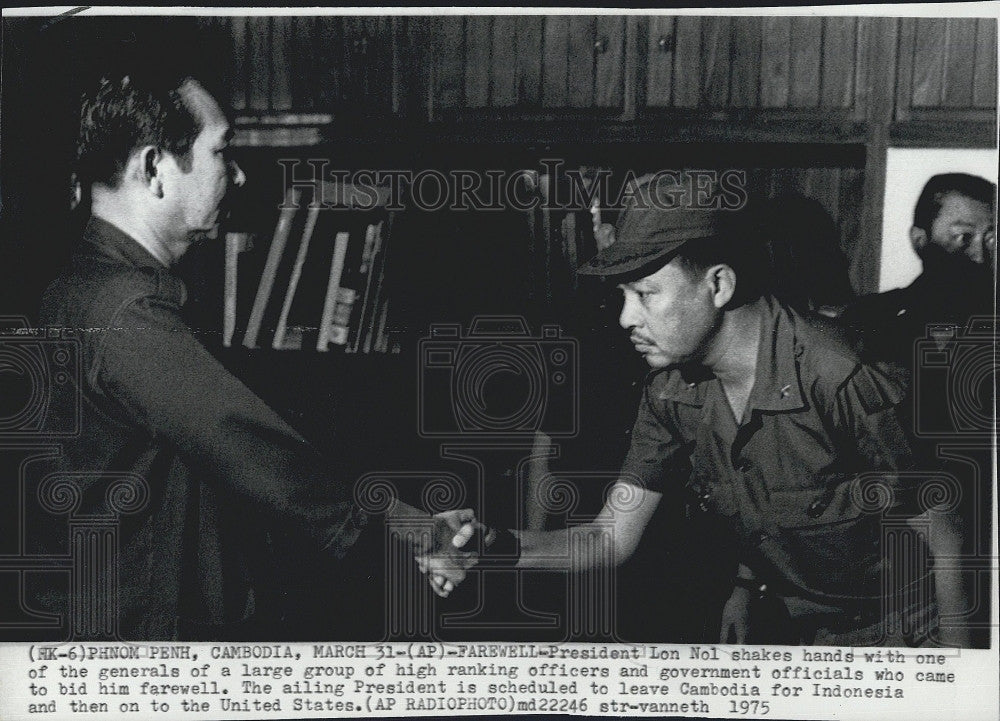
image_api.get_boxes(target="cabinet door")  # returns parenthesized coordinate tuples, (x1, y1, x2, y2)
(642, 16, 864, 119)
(199, 16, 398, 118)
(426, 15, 627, 120)
(896, 17, 997, 122)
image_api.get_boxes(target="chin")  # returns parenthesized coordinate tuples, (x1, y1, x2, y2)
(643, 353, 673, 369)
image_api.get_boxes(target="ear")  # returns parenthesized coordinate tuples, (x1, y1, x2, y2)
(706, 264, 737, 309)
(134, 145, 164, 198)
(909, 226, 928, 254)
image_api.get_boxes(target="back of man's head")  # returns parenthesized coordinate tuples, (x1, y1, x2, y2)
(913, 172, 996, 233)
(76, 69, 201, 190)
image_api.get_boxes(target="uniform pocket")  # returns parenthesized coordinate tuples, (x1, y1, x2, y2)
(762, 482, 883, 599)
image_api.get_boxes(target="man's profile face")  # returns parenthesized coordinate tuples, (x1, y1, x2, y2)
(160, 80, 244, 236)
(914, 191, 996, 271)
(617, 258, 720, 369)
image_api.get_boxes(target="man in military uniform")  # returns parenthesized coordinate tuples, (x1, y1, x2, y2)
(431, 175, 970, 646)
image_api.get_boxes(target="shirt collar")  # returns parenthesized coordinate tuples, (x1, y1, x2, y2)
(79, 216, 187, 305)
(81, 216, 171, 271)
(656, 296, 806, 414)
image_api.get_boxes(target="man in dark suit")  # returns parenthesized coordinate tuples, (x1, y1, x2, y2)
(844, 173, 995, 366)
(842, 172, 995, 647)
(32, 68, 472, 640)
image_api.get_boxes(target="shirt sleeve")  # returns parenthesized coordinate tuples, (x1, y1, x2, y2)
(832, 361, 922, 516)
(91, 292, 366, 557)
(618, 379, 690, 494)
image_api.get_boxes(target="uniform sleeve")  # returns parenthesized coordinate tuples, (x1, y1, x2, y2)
(91, 293, 366, 557)
(619, 380, 690, 494)
(833, 361, 922, 516)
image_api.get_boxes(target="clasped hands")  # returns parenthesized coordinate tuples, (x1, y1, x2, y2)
(410, 509, 485, 598)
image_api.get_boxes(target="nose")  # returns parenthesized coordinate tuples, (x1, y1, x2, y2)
(619, 293, 638, 332)
(964, 232, 988, 264)
(229, 160, 246, 188)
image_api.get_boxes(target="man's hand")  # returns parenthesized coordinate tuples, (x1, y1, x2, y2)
(719, 587, 752, 643)
(590, 200, 615, 250)
(414, 509, 481, 597)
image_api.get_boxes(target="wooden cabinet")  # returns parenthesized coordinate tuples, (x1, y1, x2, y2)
(895, 17, 997, 124)
(196, 13, 995, 148)
(199, 16, 400, 118)
(423, 15, 630, 120)
(641, 16, 864, 118)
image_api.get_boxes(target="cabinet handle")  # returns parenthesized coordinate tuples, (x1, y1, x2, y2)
(594, 37, 608, 54)
(657, 35, 674, 52)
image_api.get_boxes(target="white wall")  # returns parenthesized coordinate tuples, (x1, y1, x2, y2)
(879, 148, 998, 292)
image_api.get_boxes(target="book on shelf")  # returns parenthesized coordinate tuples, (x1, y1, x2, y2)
(319, 216, 369, 349)
(272, 202, 322, 350)
(348, 221, 386, 353)
(359, 220, 393, 354)
(223, 232, 253, 347)
(238, 179, 399, 354)
(316, 231, 352, 352)
(326, 287, 357, 347)
(242, 187, 302, 349)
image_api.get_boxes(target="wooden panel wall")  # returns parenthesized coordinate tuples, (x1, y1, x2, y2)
(431, 15, 627, 112)
(199, 14, 995, 133)
(644, 16, 861, 111)
(199, 15, 397, 116)
(898, 17, 998, 118)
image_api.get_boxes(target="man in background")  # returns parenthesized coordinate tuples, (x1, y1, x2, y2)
(843, 172, 995, 648)
(844, 173, 995, 365)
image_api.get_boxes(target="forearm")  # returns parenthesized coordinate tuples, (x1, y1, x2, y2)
(513, 482, 659, 571)
(513, 522, 628, 571)
(909, 510, 970, 646)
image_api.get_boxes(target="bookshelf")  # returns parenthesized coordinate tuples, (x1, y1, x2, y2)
(228, 180, 399, 355)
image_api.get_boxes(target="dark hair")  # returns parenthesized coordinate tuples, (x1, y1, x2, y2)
(744, 193, 855, 311)
(913, 173, 996, 232)
(76, 70, 201, 188)
(670, 213, 770, 309)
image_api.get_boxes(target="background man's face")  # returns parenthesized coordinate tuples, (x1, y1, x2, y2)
(162, 80, 244, 236)
(617, 259, 720, 369)
(922, 191, 996, 270)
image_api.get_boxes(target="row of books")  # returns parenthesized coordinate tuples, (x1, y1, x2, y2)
(226, 183, 398, 353)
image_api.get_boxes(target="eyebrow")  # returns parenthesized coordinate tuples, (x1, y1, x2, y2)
(618, 280, 657, 292)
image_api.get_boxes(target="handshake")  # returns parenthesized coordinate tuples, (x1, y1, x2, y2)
(410, 510, 518, 598)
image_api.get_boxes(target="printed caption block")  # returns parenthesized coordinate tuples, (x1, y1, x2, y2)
(0, 642, 996, 720)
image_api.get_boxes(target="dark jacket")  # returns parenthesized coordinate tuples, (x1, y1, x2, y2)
(33, 217, 366, 640)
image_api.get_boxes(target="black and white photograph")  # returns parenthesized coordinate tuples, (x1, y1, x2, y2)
(0, 5, 997, 720)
